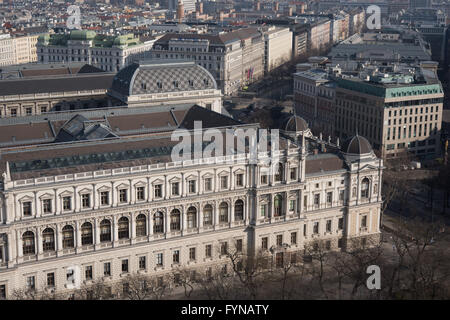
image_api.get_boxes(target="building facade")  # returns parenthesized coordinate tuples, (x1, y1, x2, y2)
(0, 110, 383, 298)
(263, 26, 293, 73)
(108, 61, 222, 113)
(334, 75, 443, 159)
(37, 30, 155, 72)
(150, 28, 265, 95)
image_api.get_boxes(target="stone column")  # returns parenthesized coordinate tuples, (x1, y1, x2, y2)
(56, 225, 63, 253)
(94, 219, 100, 246)
(36, 229, 42, 256)
(113, 217, 119, 245)
(76, 221, 82, 248)
(182, 205, 187, 232)
(198, 205, 203, 231)
(270, 193, 275, 219)
(131, 213, 136, 243)
(148, 212, 153, 237)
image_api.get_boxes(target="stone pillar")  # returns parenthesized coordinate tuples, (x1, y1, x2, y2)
(36, 229, 42, 255)
(270, 193, 275, 218)
(56, 225, 63, 253)
(164, 210, 169, 234)
(164, 175, 169, 200)
(182, 205, 187, 231)
(148, 212, 153, 237)
(95, 219, 100, 246)
(76, 221, 82, 248)
(131, 213, 136, 243)
(214, 200, 219, 229)
(113, 217, 119, 245)
(230, 201, 235, 225)
(198, 205, 204, 230)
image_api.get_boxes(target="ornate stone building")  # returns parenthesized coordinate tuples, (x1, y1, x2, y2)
(0, 110, 383, 299)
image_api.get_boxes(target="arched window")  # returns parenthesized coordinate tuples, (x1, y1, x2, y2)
(81, 222, 93, 245)
(118, 217, 129, 239)
(187, 207, 197, 229)
(203, 204, 213, 226)
(275, 163, 283, 182)
(219, 202, 228, 223)
(136, 214, 147, 237)
(170, 209, 181, 231)
(100, 219, 111, 242)
(361, 178, 370, 198)
(154, 212, 164, 233)
(62, 225, 74, 249)
(42, 228, 55, 252)
(274, 195, 282, 216)
(22, 231, 35, 255)
(234, 200, 244, 221)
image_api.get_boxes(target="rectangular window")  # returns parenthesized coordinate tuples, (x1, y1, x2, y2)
(121, 259, 129, 273)
(204, 178, 212, 191)
(260, 204, 266, 217)
(82, 194, 90, 208)
(43, 199, 52, 214)
(303, 195, 307, 210)
(338, 217, 344, 230)
(291, 232, 297, 245)
(260, 173, 268, 184)
(188, 180, 196, 193)
(47, 272, 55, 287)
(139, 256, 146, 270)
(173, 250, 180, 264)
(326, 219, 332, 232)
(314, 194, 320, 208)
(119, 189, 128, 203)
(236, 239, 243, 252)
(313, 222, 319, 234)
(171, 182, 179, 196)
(289, 200, 295, 211)
(326, 192, 332, 204)
(220, 242, 228, 255)
(23, 201, 32, 216)
(236, 174, 244, 187)
(26, 107, 32, 115)
(189, 247, 196, 261)
(361, 215, 367, 228)
(100, 191, 109, 205)
(63, 196, 71, 210)
(157, 253, 163, 266)
(154, 184, 162, 198)
(137, 187, 145, 201)
(261, 237, 268, 250)
(40, 106, 47, 113)
(338, 238, 343, 248)
(104, 262, 111, 276)
(26, 276, 35, 291)
(276, 234, 283, 246)
(290, 168, 297, 180)
(0, 284, 5, 299)
(326, 240, 331, 250)
(339, 190, 345, 202)
(303, 224, 307, 236)
(85, 266, 93, 280)
(220, 176, 228, 189)
(205, 245, 212, 258)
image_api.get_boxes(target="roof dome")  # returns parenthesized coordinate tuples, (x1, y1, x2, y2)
(284, 115, 308, 132)
(110, 61, 217, 97)
(342, 135, 373, 155)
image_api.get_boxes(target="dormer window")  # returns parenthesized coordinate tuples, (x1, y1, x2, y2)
(157, 82, 163, 89)
(141, 82, 146, 90)
(173, 81, 179, 88)
(188, 79, 194, 87)
(203, 78, 209, 86)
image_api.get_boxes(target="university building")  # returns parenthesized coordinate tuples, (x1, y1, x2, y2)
(0, 104, 383, 298)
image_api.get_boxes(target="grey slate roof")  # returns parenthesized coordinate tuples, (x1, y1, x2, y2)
(0, 73, 115, 96)
(110, 61, 216, 96)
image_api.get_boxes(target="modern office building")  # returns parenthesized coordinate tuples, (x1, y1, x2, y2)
(334, 72, 443, 159)
(262, 26, 293, 73)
